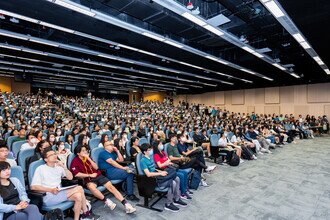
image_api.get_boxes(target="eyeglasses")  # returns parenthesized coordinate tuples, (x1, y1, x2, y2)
(46, 153, 56, 158)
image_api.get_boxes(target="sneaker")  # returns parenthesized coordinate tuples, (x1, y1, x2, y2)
(173, 199, 188, 207)
(205, 165, 216, 172)
(252, 155, 257, 160)
(260, 148, 267, 153)
(105, 198, 116, 210)
(126, 194, 140, 202)
(125, 203, 136, 214)
(267, 149, 273, 154)
(311, 135, 314, 139)
(200, 180, 209, 187)
(181, 194, 192, 200)
(258, 151, 264, 155)
(240, 159, 245, 164)
(187, 190, 194, 195)
(164, 203, 180, 212)
(80, 212, 94, 220)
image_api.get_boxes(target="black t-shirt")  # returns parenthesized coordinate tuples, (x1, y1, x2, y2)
(3, 180, 21, 219)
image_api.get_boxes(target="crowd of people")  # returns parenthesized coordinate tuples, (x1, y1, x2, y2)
(0, 91, 329, 219)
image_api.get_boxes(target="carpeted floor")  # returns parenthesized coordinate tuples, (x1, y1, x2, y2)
(76, 136, 330, 220)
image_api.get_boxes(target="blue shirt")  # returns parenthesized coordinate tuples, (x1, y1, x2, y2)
(140, 156, 156, 173)
(98, 149, 118, 173)
(177, 142, 188, 154)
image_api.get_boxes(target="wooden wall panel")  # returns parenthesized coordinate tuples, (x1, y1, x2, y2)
(247, 106, 255, 114)
(294, 105, 309, 117)
(325, 105, 330, 118)
(215, 91, 225, 105)
(265, 87, 280, 104)
(280, 86, 294, 104)
(225, 91, 232, 105)
(307, 83, 330, 103)
(294, 85, 307, 104)
(231, 90, 244, 105)
(264, 106, 280, 115)
(245, 89, 255, 105)
(255, 88, 265, 104)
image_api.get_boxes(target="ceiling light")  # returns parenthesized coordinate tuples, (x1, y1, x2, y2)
(240, 68, 256, 75)
(142, 32, 165, 42)
(242, 46, 255, 53)
(313, 56, 321, 62)
(203, 25, 224, 36)
(54, 0, 96, 17)
(290, 73, 300, 78)
(324, 69, 330, 75)
(0, 44, 21, 51)
(264, 1, 285, 18)
(29, 39, 59, 47)
(164, 40, 183, 48)
(0, 32, 28, 40)
(262, 76, 273, 81)
(317, 60, 325, 65)
(252, 52, 264, 58)
(272, 63, 286, 70)
(300, 42, 311, 49)
(40, 22, 75, 33)
(292, 33, 305, 43)
(181, 12, 206, 26)
(205, 55, 218, 61)
(117, 44, 138, 51)
(0, 14, 5, 19)
(138, 50, 157, 56)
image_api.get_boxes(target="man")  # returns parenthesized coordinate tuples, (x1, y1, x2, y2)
(12, 128, 26, 144)
(0, 140, 17, 166)
(192, 128, 211, 158)
(98, 141, 139, 202)
(31, 148, 97, 220)
(70, 145, 136, 214)
(167, 134, 211, 187)
(21, 134, 38, 150)
(245, 126, 272, 154)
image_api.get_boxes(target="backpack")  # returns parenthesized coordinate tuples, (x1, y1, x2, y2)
(44, 208, 64, 220)
(241, 147, 254, 160)
(189, 169, 201, 190)
(228, 151, 240, 166)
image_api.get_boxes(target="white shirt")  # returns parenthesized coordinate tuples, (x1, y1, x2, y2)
(218, 137, 228, 147)
(230, 135, 237, 144)
(6, 159, 17, 167)
(21, 142, 36, 150)
(31, 164, 66, 188)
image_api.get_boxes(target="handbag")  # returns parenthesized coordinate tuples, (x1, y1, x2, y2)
(156, 167, 177, 184)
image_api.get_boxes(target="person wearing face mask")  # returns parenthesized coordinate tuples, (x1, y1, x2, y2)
(152, 140, 192, 200)
(140, 143, 186, 212)
(54, 128, 62, 142)
(47, 134, 56, 147)
(21, 135, 38, 150)
(55, 141, 71, 167)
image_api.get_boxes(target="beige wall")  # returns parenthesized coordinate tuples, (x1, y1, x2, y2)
(174, 83, 330, 117)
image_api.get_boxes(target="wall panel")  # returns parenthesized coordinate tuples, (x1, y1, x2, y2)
(307, 84, 330, 103)
(231, 90, 244, 105)
(264, 106, 280, 115)
(265, 87, 279, 104)
(215, 91, 225, 105)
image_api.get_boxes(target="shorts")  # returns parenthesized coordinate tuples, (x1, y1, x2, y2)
(43, 190, 68, 206)
(86, 174, 109, 187)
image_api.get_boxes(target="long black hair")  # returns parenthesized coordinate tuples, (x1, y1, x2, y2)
(0, 161, 11, 198)
(152, 140, 164, 159)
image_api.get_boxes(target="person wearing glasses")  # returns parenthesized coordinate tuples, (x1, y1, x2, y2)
(30, 148, 98, 220)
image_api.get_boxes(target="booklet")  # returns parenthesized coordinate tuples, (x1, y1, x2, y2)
(57, 185, 78, 191)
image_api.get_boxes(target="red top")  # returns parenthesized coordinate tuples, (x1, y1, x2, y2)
(70, 156, 101, 185)
(153, 151, 168, 169)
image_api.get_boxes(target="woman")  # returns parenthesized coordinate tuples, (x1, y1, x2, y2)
(34, 130, 43, 142)
(0, 161, 43, 220)
(152, 140, 192, 200)
(47, 133, 56, 147)
(77, 134, 90, 151)
(140, 143, 187, 212)
(54, 128, 62, 142)
(114, 138, 127, 160)
(130, 137, 141, 162)
(99, 134, 109, 148)
(55, 141, 71, 167)
(70, 146, 136, 214)
(65, 134, 74, 148)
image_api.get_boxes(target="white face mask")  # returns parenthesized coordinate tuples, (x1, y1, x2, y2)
(56, 132, 61, 136)
(59, 144, 65, 150)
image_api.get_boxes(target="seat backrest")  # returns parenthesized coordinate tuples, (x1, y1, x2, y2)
(227, 132, 234, 142)
(135, 152, 144, 175)
(103, 131, 112, 140)
(164, 143, 170, 157)
(138, 137, 148, 146)
(59, 136, 66, 142)
(10, 166, 25, 187)
(91, 132, 98, 139)
(89, 138, 101, 151)
(17, 148, 35, 172)
(12, 140, 27, 157)
(7, 136, 18, 150)
(71, 141, 78, 152)
(91, 146, 104, 164)
(74, 134, 80, 142)
(28, 159, 45, 186)
(126, 141, 131, 157)
(67, 153, 75, 169)
(210, 134, 219, 147)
